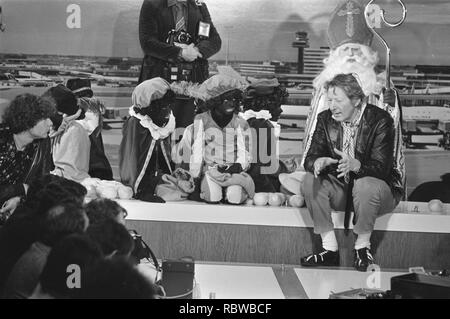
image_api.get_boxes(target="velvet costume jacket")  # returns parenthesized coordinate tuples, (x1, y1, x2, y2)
(176, 111, 251, 178)
(119, 117, 173, 198)
(138, 0, 221, 83)
(88, 127, 113, 180)
(304, 104, 403, 201)
(246, 118, 287, 193)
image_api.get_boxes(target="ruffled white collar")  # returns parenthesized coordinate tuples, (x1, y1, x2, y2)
(239, 110, 280, 138)
(129, 106, 176, 140)
(239, 110, 272, 121)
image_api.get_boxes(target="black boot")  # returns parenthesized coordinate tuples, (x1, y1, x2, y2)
(301, 249, 340, 267)
(354, 247, 375, 272)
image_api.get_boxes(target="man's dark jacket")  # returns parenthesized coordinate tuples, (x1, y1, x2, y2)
(304, 104, 403, 201)
(138, 0, 221, 83)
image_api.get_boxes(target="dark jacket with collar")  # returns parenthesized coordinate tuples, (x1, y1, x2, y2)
(138, 0, 221, 83)
(0, 127, 53, 204)
(304, 104, 403, 201)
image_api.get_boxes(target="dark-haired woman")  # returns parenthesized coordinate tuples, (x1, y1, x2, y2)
(0, 94, 55, 220)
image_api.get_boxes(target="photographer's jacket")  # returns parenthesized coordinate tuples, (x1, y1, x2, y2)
(138, 0, 221, 83)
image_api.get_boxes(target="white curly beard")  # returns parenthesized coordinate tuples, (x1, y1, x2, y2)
(313, 48, 381, 96)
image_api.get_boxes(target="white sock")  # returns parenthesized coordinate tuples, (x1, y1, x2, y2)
(355, 233, 372, 250)
(321, 231, 338, 252)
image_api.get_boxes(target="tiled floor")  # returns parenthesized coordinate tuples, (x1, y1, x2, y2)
(138, 261, 407, 299)
(194, 264, 285, 299)
(294, 268, 406, 299)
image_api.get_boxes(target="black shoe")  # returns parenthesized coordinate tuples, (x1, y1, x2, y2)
(301, 249, 340, 267)
(354, 247, 375, 272)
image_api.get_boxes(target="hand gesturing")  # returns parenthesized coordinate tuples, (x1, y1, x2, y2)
(313, 157, 338, 178)
(334, 148, 361, 179)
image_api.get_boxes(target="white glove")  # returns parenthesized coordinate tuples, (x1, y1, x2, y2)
(179, 43, 203, 62)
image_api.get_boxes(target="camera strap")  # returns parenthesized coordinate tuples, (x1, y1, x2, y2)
(129, 229, 160, 274)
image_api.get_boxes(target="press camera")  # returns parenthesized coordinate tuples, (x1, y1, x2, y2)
(166, 29, 193, 45)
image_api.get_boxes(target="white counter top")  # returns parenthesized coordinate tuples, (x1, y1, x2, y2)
(118, 200, 450, 234)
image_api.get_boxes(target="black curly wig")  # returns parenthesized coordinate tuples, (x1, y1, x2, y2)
(133, 90, 176, 127)
(2, 93, 56, 134)
(243, 86, 288, 113)
(197, 89, 244, 114)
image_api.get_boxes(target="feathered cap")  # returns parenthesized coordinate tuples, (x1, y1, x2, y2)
(245, 78, 281, 97)
(42, 84, 79, 116)
(131, 77, 171, 109)
(66, 78, 94, 98)
(170, 66, 249, 101)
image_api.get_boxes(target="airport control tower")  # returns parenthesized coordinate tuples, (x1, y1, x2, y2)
(292, 31, 309, 74)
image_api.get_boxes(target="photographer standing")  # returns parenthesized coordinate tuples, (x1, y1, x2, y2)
(138, 0, 221, 133)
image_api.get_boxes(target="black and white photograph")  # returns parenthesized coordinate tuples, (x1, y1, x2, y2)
(0, 0, 449, 302)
